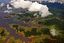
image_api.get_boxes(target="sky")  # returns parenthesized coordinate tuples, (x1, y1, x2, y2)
(0, 0, 11, 3)
(0, 0, 47, 3)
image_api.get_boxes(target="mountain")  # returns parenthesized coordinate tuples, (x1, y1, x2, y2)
(0, 0, 64, 4)
(41, 2, 64, 10)
(26, 0, 64, 3)
(57, 0, 64, 3)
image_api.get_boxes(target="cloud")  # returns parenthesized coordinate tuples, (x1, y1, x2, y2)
(50, 29, 58, 36)
(4, 10, 12, 13)
(10, 0, 32, 9)
(28, 2, 42, 12)
(0, 3, 5, 7)
(10, 0, 52, 17)
(7, 4, 12, 9)
(28, 2, 52, 17)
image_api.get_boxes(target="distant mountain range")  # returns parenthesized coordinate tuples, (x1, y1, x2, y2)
(0, 0, 64, 4)
(26, 0, 64, 3)
(41, 2, 64, 10)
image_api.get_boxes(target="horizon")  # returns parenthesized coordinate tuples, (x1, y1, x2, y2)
(0, 0, 64, 3)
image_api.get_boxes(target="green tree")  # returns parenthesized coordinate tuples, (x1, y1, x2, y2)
(24, 31, 31, 37)
(41, 28, 50, 35)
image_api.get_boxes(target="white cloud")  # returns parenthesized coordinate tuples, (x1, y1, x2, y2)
(0, 3, 4, 7)
(50, 29, 57, 36)
(10, 0, 32, 9)
(28, 2, 42, 12)
(4, 10, 12, 13)
(7, 4, 12, 9)
(28, 2, 52, 17)
(10, 0, 52, 17)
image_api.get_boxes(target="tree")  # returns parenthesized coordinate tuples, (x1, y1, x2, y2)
(0, 29, 5, 36)
(41, 28, 50, 35)
(24, 31, 31, 37)
(12, 25, 19, 32)
(19, 28, 24, 32)
(31, 28, 37, 35)
(43, 38, 49, 43)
